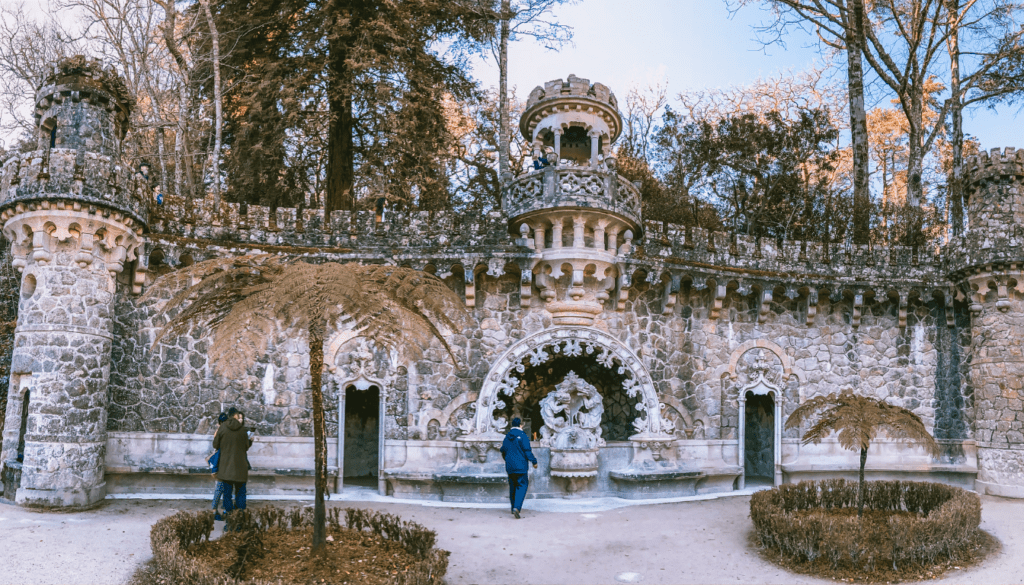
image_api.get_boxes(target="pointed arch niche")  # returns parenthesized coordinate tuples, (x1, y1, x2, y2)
(325, 331, 389, 495)
(723, 340, 797, 488)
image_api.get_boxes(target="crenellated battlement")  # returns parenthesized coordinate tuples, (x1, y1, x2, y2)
(0, 148, 149, 225)
(148, 194, 513, 250)
(965, 147, 1024, 185)
(35, 55, 133, 140)
(640, 221, 944, 282)
(526, 74, 617, 108)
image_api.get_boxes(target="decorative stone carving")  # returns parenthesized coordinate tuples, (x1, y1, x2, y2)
(464, 327, 674, 441)
(538, 371, 605, 451)
(534, 371, 604, 484)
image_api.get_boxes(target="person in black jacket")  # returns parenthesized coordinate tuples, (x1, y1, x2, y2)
(500, 417, 538, 518)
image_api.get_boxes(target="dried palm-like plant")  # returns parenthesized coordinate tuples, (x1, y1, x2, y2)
(145, 254, 467, 552)
(785, 389, 940, 517)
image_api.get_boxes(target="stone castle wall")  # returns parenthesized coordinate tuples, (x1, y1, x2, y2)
(104, 239, 971, 449)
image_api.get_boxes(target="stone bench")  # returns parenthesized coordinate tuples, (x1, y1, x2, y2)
(780, 462, 977, 490)
(383, 467, 746, 501)
(104, 465, 339, 496)
(609, 466, 744, 498)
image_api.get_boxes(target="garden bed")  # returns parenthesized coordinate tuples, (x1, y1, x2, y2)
(750, 479, 997, 582)
(134, 506, 449, 585)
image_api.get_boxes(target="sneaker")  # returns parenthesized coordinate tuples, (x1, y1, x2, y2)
(214, 512, 223, 521)
(513, 508, 521, 519)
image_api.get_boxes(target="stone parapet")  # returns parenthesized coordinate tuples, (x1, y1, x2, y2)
(965, 146, 1024, 187)
(0, 149, 149, 226)
(148, 194, 512, 251)
(640, 222, 945, 287)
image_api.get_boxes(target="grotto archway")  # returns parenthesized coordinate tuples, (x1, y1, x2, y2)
(467, 327, 674, 439)
(490, 348, 640, 442)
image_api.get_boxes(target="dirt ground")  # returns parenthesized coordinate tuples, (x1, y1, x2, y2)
(1, 492, 1022, 585)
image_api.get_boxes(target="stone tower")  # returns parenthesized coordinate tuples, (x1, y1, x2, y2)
(504, 75, 641, 326)
(0, 56, 147, 507)
(958, 147, 1024, 497)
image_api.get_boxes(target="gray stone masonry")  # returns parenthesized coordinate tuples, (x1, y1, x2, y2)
(2, 64, 1020, 505)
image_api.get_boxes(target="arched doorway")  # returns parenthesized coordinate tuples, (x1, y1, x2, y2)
(743, 392, 775, 486)
(736, 350, 784, 488)
(339, 382, 382, 490)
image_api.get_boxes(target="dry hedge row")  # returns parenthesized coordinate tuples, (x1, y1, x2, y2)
(148, 506, 449, 585)
(750, 479, 982, 571)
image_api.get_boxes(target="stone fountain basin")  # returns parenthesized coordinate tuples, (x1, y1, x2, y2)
(549, 448, 600, 477)
(609, 468, 708, 499)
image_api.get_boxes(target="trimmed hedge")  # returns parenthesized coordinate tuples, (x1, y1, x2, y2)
(148, 506, 449, 585)
(750, 479, 982, 571)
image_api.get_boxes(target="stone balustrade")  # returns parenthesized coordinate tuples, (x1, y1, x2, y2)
(502, 166, 643, 229)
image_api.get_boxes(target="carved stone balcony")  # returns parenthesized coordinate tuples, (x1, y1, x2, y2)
(502, 165, 642, 230)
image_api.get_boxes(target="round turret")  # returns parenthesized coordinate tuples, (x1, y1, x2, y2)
(0, 55, 147, 227)
(964, 147, 1024, 244)
(0, 56, 145, 509)
(521, 75, 621, 166)
(504, 76, 640, 326)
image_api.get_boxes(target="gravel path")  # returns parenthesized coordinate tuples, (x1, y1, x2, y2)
(0, 492, 1020, 584)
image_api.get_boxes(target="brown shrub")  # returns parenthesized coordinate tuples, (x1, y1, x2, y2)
(750, 480, 982, 572)
(147, 506, 449, 585)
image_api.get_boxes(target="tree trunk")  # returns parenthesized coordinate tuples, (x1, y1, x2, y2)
(948, 0, 965, 236)
(156, 126, 168, 197)
(200, 0, 223, 212)
(498, 0, 510, 182)
(906, 83, 925, 210)
(848, 0, 872, 245)
(857, 446, 867, 518)
(309, 321, 328, 555)
(156, 0, 193, 199)
(325, 9, 355, 216)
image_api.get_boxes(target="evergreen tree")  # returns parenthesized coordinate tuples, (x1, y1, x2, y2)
(210, 0, 493, 211)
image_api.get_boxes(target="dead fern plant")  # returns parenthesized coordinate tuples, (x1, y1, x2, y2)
(145, 254, 467, 554)
(785, 389, 940, 517)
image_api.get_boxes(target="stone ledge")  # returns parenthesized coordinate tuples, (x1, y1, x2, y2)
(105, 465, 339, 478)
(431, 473, 508, 484)
(609, 469, 705, 482)
(780, 463, 977, 474)
(976, 480, 1024, 498)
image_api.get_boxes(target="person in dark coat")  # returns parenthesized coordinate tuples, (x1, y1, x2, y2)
(208, 412, 229, 520)
(500, 417, 537, 519)
(212, 407, 255, 515)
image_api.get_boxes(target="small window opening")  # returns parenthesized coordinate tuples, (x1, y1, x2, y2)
(16, 390, 29, 463)
(49, 126, 56, 149)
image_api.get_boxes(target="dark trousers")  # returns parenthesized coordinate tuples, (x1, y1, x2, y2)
(222, 480, 247, 513)
(508, 473, 529, 511)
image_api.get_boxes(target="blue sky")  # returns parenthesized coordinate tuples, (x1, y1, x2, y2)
(468, 0, 1021, 151)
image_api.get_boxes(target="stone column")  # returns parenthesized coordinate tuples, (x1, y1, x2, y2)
(0, 206, 141, 507)
(958, 148, 1024, 497)
(969, 279, 1024, 496)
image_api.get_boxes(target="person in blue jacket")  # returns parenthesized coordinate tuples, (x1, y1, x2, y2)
(500, 417, 538, 518)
